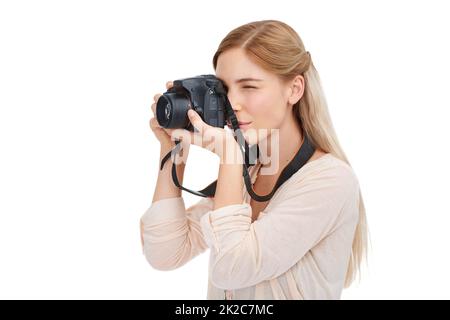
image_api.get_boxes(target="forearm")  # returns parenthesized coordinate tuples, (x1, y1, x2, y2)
(213, 139, 244, 210)
(152, 146, 188, 203)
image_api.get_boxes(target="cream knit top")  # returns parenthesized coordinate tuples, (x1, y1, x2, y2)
(141, 153, 360, 299)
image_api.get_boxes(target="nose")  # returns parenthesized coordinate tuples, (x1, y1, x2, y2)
(232, 103, 242, 112)
(227, 92, 242, 113)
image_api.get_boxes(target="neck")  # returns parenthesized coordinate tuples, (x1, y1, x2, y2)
(258, 112, 303, 175)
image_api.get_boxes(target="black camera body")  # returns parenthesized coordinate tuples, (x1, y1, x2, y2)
(156, 75, 227, 131)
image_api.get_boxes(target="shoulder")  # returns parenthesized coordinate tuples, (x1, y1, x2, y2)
(303, 153, 357, 182)
(279, 153, 360, 202)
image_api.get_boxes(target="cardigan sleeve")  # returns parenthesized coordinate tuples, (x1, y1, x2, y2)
(199, 164, 360, 290)
(140, 196, 214, 271)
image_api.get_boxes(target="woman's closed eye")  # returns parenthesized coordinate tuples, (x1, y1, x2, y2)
(242, 86, 257, 89)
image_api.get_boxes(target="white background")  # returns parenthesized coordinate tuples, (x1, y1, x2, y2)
(1, 0, 449, 299)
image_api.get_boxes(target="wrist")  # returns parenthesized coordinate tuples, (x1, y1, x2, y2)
(159, 146, 172, 158)
(159, 143, 189, 167)
(160, 142, 175, 154)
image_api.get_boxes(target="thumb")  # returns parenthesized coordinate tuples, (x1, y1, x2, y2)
(188, 109, 203, 133)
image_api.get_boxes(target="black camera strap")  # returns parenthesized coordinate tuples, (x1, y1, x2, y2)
(159, 96, 316, 202)
(159, 139, 259, 197)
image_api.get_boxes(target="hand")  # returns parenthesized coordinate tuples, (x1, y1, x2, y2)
(172, 109, 242, 163)
(149, 81, 180, 151)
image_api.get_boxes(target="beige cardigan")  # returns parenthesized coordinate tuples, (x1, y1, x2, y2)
(141, 153, 360, 299)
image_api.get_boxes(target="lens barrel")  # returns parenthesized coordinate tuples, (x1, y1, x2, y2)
(156, 93, 191, 129)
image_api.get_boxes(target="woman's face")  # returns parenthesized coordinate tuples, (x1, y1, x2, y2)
(215, 48, 293, 144)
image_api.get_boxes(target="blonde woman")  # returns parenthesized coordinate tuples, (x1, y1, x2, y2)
(141, 20, 368, 300)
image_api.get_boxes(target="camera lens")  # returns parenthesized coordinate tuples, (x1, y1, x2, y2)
(156, 93, 191, 129)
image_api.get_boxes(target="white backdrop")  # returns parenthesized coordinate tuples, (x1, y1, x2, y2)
(1, 0, 449, 299)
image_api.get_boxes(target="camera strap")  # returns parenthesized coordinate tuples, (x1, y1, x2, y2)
(159, 139, 259, 197)
(159, 98, 316, 202)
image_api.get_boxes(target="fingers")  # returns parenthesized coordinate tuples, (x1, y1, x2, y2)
(153, 93, 162, 103)
(149, 117, 160, 130)
(187, 109, 205, 134)
(151, 94, 161, 115)
(149, 117, 174, 138)
(151, 81, 172, 114)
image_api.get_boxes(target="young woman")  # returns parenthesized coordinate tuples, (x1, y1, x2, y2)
(141, 20, 368, 300)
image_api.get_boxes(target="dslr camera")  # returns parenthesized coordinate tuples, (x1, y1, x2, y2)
(156, 75, 228, 131)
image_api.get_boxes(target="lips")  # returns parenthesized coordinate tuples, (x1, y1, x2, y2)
(226, 120, 252, 128)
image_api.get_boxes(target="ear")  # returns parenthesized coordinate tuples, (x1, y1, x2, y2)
(287, 75, 305, 105)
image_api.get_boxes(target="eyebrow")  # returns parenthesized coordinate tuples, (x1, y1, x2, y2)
(218, 77, 263, 87)
(236, 78, 263, 83)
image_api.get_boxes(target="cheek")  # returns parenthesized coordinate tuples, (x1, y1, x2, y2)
(246, 93, 285, 128)
(243, 94, 265, 116)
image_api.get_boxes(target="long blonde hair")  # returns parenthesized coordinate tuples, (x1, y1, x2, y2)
(213, 20, 368, 287)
